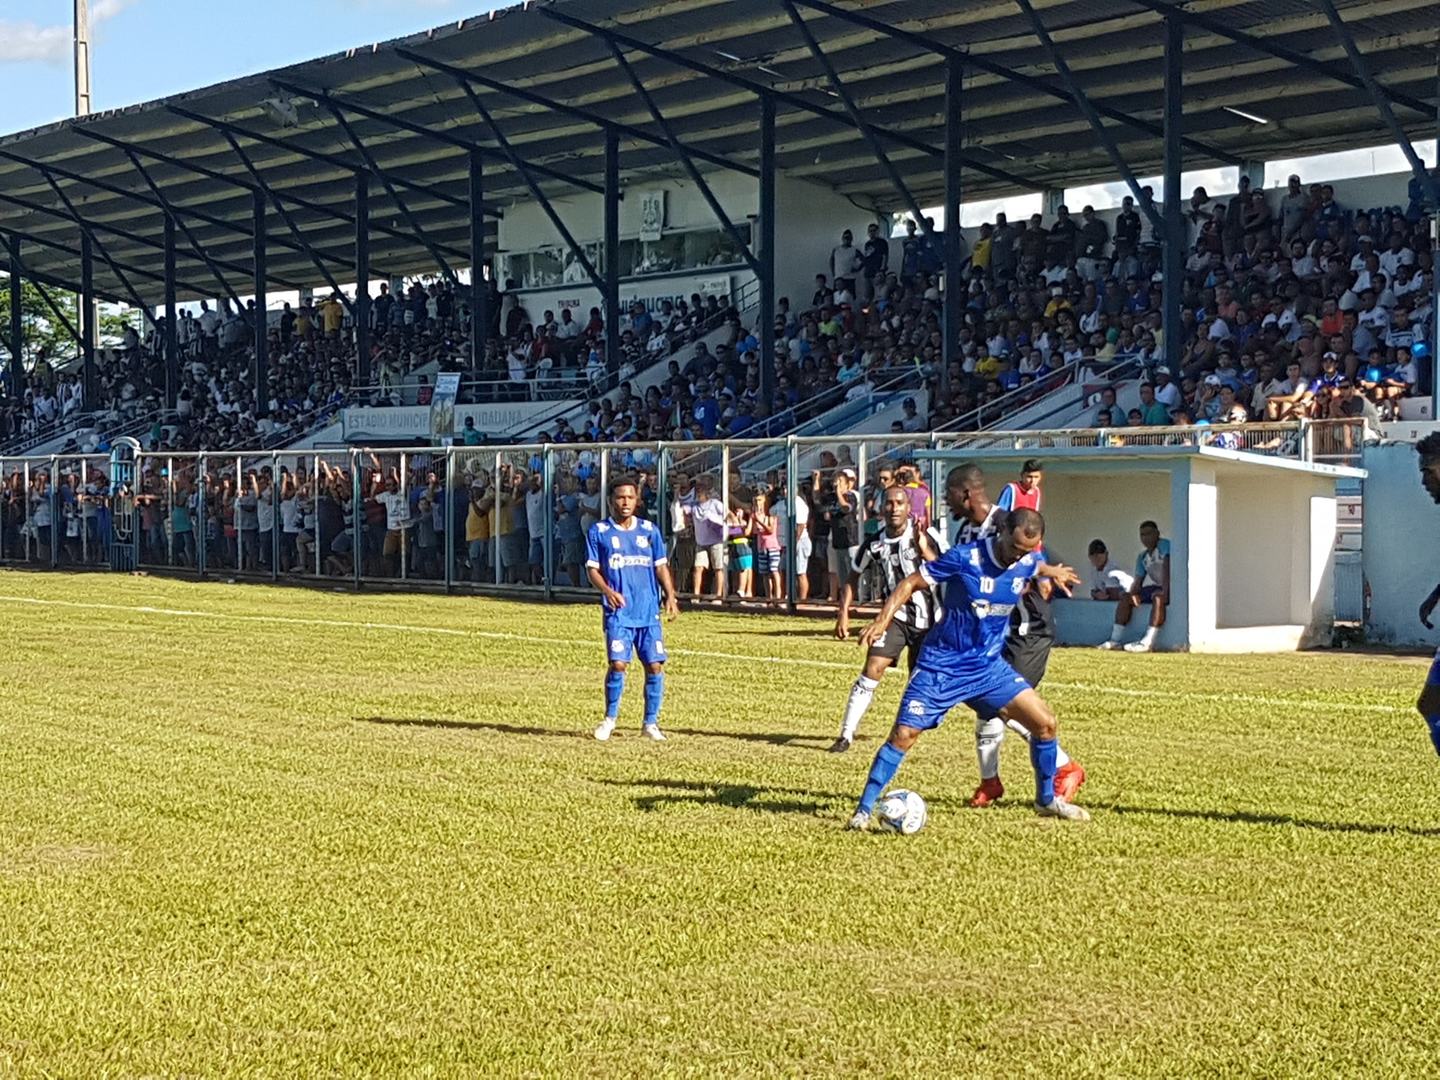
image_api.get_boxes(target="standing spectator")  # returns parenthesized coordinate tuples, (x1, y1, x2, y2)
(525, 471, 547, 585)
(750, 491, 783, 600)
(830, 229, 861, 293)
(1076, 206, 1109, 281)
(860, 222, 889, 303)
(689, 474, 728, 601)
(466, 477, 494, 583)
(820, 467, 861, 603)
(1099, 520, 1170, 652)
(667, 471, 696, 593)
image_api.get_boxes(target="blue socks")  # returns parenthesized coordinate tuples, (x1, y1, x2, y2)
(858, 743, 907, 815)
(1031, 737, 1058, 804)
(604, 669, 625, 719)
(644, 673, 665, 727)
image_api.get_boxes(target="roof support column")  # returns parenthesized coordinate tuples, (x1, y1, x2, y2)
(80, 234, 96, 406)
(467, 150, 486, 373)
(355, 172, 371, 386)
(758, 94, 777, 410)
(1162, 12, 1185, 376)
(604, 127, 622, 380)
(252, 190, 268, 419)
(7, 235, 22, 396)
(942, 56, 964, 404)
(164, 215, 178, 409)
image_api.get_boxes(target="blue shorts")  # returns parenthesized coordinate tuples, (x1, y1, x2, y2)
(1139, 585, 1165, 603)
(529, 538, 545, 565)
(896, 663, 1030, 732)
(604, 618, 667, 666)
(1428, 648, 1440, 688)
(757, 549, 782, 574)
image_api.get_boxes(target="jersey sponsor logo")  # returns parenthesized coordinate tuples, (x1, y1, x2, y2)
(971, 600, 1015, 619)
(608, 554, 653, 570)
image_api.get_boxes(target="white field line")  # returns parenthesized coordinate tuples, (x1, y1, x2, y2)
(0, 593, 1411, 716)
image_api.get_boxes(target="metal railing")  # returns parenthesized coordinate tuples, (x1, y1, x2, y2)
(0, 420, 1367, 614)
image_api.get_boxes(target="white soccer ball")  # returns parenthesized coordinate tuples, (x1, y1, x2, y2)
(875, 789, 927, 835)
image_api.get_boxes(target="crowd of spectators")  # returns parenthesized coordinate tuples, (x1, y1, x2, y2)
(3, 169, 1432, 465)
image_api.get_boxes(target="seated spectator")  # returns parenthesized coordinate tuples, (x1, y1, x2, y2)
(1099, 520, 1170, 653)
(1084, 538, 1135, 601)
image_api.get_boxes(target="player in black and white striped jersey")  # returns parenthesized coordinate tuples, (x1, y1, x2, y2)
(829, 486, 947, 753)
(946, 463, 1087, 805)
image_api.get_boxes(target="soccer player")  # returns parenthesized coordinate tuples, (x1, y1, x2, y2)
(1416, 434, 1440, 753)
(587, 477, 680, 742)
(948, 464, 1086, 806)
(848, 508, 1089, 827)
(829, 486, 946, 753)
(997, 459, 1043, 513)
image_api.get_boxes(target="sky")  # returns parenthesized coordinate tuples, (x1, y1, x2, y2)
(0, 0, 512, 135)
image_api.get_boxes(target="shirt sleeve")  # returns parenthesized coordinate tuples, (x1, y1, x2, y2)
(995, 483, 1016, 512)
(919, 543, 972, 588)
(851, 544, 872, 577)
(650, 526, 669, 567)
(584, 524, 602, 569)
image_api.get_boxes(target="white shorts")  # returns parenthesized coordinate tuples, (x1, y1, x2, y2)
(693, 542, 726, 570)
(794, 536, 813, 563)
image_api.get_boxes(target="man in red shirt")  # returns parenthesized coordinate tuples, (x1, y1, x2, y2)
(997, 460, 1043, 513)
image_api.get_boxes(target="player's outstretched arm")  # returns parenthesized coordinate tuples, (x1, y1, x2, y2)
(1421, 582, 1440, 629)
(859, 571, 926, 648)
(1036, 561, 1082, 596)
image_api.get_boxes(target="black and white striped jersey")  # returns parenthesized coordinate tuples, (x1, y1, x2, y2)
(852, 522, 947, 629)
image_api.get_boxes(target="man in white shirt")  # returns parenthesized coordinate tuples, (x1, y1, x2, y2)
(830, 230, 861, 288)
(1084, 539, 1135, 600)
(689, 474, 729, 600)
(1379, 235, 1415, 280)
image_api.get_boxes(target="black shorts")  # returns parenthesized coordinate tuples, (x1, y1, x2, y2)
(1002, 631, 1052, 689)
(867, 619, 927, 668)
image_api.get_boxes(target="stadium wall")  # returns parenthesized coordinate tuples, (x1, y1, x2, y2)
(1363, 442, 1440, 647)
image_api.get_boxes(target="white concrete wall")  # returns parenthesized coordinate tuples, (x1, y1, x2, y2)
(1364, 442, 1440, 647)
(1217, 474, 1293, 628)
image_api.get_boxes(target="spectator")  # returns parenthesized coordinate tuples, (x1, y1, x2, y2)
(1099, 520, 1170, 652)
(689, 474, 727, 601)
(1084, 538, 1135, 600)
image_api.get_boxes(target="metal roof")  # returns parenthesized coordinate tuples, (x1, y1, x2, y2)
(0, 0, 1435, 305)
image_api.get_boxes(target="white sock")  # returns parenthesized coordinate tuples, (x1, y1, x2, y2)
(975, 716, 1006, 779)
(841, 675, 879, 740)
(1109, 623, 1125, 643)
(1140, 626, 1158, 647)
(1004, 718, 1071, 768)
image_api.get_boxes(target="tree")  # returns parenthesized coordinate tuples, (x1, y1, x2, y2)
(0, 272, 136, 372)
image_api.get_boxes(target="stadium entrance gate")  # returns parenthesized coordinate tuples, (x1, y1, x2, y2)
(108, 437, 141, 572)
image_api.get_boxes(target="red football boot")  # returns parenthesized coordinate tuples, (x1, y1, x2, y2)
(1054, 760, 1087, 802)
(968, 776, 1005, 808)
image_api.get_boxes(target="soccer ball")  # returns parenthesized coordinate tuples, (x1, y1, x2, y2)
(875, 789, 927, 835)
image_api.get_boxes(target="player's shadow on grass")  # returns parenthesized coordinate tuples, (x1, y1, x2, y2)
(357, 716, 582, 739)
(1112, 803, 1440, 839)
(597, 777, 968, 817)
(663, 727, 844, 749)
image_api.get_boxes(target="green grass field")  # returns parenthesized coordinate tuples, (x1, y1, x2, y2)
(1, 570, 1437, 1076)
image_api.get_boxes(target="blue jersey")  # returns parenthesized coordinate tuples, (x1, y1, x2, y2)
(916, 539, 1041, 675)
(586, 517, 668, 628)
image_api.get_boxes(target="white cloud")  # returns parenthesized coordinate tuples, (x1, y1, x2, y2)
(0, 0, 136, 65)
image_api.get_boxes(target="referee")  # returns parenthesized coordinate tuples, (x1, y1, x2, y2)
(830, 485, 945, 753)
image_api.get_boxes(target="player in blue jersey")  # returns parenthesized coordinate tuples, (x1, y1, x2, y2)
(587, 478, 680, 742)
(848, 508, 1090, 826)
(1416, 434, 1440, 754)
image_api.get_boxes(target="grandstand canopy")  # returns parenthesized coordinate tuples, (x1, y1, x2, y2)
(0, 0, 1436, 305)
